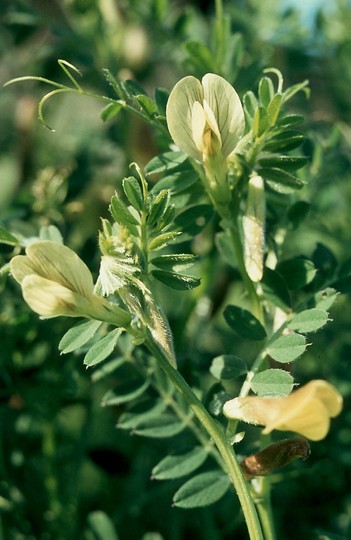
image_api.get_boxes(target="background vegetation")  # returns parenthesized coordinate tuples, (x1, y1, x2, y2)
(1, 1, 351, 539)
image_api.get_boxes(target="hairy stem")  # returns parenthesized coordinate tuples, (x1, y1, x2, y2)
(146, 337, 264, 540)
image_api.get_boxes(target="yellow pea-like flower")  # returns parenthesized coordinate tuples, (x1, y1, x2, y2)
(10, 241, 131, 327)
(223, 380, 343, 441)
(166, 73, 245, 162)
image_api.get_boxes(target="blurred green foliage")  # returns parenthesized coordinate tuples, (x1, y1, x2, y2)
(1, 1, 351, 539)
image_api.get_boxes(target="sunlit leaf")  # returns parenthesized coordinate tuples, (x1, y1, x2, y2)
(122, 176, 143, 211)
(151, 254, 196, 272)
(251, 369, 294, 397)
(259, 76, 274, 108)
(288, 308, 330, 333)
(266, 333, 306, 363)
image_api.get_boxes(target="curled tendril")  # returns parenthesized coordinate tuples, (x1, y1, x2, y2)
(4, 58, 168, 134)
(263, 67, 284, 94)
(57, 59, 83, 90)
(263, 67, 309, 103)
(4, 59, 84, 130)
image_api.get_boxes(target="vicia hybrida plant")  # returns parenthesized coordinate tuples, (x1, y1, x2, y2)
(3, 5, 345, 539)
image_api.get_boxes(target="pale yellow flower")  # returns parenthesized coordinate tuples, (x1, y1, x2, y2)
(223, 380, 343, 441)
(166, 73, 244, 162)
(10, 241, 131, 327)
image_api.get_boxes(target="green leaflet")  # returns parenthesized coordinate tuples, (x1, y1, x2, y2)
(258, 154, 308, 172)
(133, 414, 187, 438)
(312, 288, 339, 311)
(263, 130, 304, 152)
(210, 355, 247, 380)
(87, 511, 119, 540)
(174, 204, 214, 237)
(84, 328, 122, 368)
(223, 305, 267, 341)
(109, 193, 139, 236)
(266, 333, 306, 363)
(117, 398, 167, 430)
(173, 471, 230, 508)
(288, 308, 330, 333)
(0, 226, 19, 246)
(251, 368, 294, 397)
(258, 76, 274, 108)
(145, 151, 187, 175)
(100, 102, 124, 121)
(261, 268, 291, 310)
(101, 379, 150, 407)
(253, 106, 269, 137)
(152, 446, 208, 480)
(151, 270, 200, 290)
(122, 176, 143, 211)
(183, 41, 217, 73)
(276, 258, 316, 290)
(243, 90, 258, 119)
(59, 320, 102, 354)
(151, 254, 196, 272)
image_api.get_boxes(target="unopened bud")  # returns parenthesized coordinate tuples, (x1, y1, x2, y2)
(240, 438, 310, 479)
(243, 175, 265, 282)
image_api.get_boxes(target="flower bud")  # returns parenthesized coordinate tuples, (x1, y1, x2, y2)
(243, 175, 265, 282)
(240, 438, 310, 479)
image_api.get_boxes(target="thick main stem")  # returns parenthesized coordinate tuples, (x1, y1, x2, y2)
(146, 338, 264, 540)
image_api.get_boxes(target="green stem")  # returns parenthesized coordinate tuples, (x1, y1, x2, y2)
(214, 0, 225, 69)
(146, 338, 264, 540)
(252, 477, 276, 540)
(152, 365, 225, 470)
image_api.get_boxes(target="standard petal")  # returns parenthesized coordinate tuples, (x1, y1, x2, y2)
(166, 76, 203, 160)
(313, 380, 343, 417)
(25, 241, 94, 297)
(202, 73, 244, 157)
(10, 255, 38, 284)
(265, 399, 331, 441)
